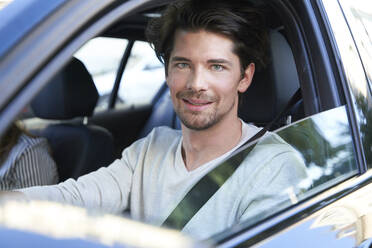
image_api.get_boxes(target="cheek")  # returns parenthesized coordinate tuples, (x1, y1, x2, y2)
(167, 71, 187, 89)
(210, 75, 240, 97)
(167, 74, 185, 102)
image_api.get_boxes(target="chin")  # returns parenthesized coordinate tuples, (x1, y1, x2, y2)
(180, 114, 219, 131)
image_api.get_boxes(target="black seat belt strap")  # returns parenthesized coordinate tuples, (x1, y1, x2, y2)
(161, 89, 302, 229)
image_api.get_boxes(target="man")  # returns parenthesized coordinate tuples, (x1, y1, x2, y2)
(7, 0, 307, 239)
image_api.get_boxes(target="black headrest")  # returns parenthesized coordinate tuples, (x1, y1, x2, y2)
(31, 58, 98, 120)
(238, 30, 300, 126)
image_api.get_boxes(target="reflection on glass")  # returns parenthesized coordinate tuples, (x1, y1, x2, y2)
(339, 0, 372, 93)
(310, 182, 372, 247)
(355, 94, 372, 168)
(338, 0, 372, 169)
(322, 0, 372, 168)
(278, 106, 357, 190)
(210, 106, 358, 243)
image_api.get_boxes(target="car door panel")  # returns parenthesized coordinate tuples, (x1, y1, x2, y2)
(256, 178, 372, 248)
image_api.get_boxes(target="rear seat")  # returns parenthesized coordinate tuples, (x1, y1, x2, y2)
(31, 58, 116, 181)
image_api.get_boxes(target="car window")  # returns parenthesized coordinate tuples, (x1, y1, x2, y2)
(322, 0, 372, 169)
(74, 37, 128, 112)
(277, 106, 357, 191)
(207, 106, 358, 240)
(75, 38, 165, 111)
(338, 0, 372, 91)
(336, 1, 372, 169)
(115, 40, 165, 108)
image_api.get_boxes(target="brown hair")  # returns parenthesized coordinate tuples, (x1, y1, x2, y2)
(146, 0, 269, 75)
(0, 123, 22, 162)
(0, 123, 35, 165)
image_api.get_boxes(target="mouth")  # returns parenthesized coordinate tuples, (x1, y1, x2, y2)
(182, 98, 213, 111)
(183, 98, 212, 105)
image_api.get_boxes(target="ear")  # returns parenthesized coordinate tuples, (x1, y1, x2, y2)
(237, 63, 255, 93)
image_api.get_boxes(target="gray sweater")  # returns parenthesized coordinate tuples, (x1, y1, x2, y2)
(20, 122, 307, 239)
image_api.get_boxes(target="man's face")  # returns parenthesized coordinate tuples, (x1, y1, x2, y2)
(166, 30, 254, 130)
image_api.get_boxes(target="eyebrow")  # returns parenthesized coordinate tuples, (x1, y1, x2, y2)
(170, 56, 233, 66)
(170, 56, 191, 62)
(207, 59, 232, 66)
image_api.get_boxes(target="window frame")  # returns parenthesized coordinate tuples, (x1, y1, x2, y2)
(108, 39, 134, 109)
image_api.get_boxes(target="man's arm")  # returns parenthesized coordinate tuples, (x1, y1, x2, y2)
(16, 157, 133, 214)
(14, 134, 150, 214)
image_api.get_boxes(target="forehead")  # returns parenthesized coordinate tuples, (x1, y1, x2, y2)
(170, 29, 238, 61)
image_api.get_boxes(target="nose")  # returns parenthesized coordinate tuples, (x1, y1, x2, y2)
(186, 67, 208, 91)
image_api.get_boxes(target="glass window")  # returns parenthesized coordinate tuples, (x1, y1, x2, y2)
(337, 0, 372, 168)
(338, 0, 372, 93)
(322, 0, 372, 169)
(204, 106, 358, 240)
(115, 41, 165, 108)
(277, 106, 357, 191)
(74, 39, 165, 111)
(74, 37, 128, 112)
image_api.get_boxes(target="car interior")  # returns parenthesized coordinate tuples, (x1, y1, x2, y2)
(30, 58, 116, 181)
(23, 1, 305, 182)
(2, 0, 366, 246)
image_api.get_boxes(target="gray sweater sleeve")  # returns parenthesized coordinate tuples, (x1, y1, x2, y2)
(18, 145, 137, 214)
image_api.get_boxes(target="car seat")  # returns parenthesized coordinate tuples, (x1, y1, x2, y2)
(138, 84, 177, 138)
(238, 29, 301, 128)
(31, 58, 116, 181)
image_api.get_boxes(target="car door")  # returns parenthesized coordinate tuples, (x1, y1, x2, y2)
(207, 0, 372, 247)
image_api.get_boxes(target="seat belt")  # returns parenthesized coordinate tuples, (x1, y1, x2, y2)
(161, 89, 302, 230)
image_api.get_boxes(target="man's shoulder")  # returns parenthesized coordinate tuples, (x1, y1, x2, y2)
(121, 126, 181, 166)
(129, 126, 181, 152)
(146, 126, 182, 142)
(150, 126, 182, 136)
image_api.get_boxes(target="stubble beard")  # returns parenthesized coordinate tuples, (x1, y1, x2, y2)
(175, 90, 236, 131)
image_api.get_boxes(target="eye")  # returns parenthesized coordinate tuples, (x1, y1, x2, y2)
(175, 63, 189, 69)
(211, 64, 224, 71)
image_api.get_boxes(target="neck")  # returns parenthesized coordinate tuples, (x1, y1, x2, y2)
(181, 115, 242, 171)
